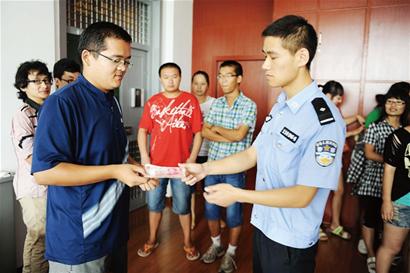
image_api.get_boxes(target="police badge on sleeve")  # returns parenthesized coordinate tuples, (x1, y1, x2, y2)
(315, 140, 338, 167)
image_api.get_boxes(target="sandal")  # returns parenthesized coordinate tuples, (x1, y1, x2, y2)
(184, 245, 200, 261)
(366, 256, 376, 273)
(329, 226, 351, 240)
(137, 242, 159, 257)
(319, 228, 328, 241)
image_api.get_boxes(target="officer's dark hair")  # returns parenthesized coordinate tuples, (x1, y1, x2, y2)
(219, 60, 243, 77)
(378, 81, 410, 126)
(191, 70, 209, 85)
(158, 62, 181, 77)
(53, 58, 81, 79)
(262, 15, 317, 70)
(14, 60, 51, 102)
(320, 80, 344, 98)
(78, 21, 132, 64)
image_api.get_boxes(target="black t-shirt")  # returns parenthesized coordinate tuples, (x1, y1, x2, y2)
(383, 127, 410, 201)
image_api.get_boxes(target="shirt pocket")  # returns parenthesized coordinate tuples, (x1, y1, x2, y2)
(274, 131, 302, 174)
(274, 131, 301, 152)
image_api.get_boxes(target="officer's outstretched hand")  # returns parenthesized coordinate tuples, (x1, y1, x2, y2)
(179, 163, 207, 185)
(204, 183, 238, 207)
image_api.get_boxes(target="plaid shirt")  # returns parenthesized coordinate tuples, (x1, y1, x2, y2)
(355, 120, 397, 197)
(205, 92, 257, 160)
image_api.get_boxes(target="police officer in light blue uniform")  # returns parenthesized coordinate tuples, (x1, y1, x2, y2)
(251, 80, 345, 269)
(181, 15, 346, 273)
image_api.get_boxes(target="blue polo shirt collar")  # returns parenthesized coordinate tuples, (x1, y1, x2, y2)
(279, 80, 318, 114)
(78, 74, 114, 103)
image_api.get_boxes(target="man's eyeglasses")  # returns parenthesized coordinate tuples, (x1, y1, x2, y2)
(386, 99, 406, 106)
(217, 74, 237, 80)
(89, 50, 133, 68)
(27, 79, 52, 85)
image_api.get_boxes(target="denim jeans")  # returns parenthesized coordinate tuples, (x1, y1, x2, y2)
(204, 172, 245, 228)
(389, 202, 410, 228)
(147, 178, 191, 215)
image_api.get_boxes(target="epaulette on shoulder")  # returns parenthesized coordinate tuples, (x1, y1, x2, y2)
(311, 97, 335, 126)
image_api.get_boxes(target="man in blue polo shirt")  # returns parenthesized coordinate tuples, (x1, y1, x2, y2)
(32, 22, 157, 273)
(181, 15, 346, 273)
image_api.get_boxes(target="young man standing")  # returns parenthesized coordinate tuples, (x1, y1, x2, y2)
(32, 22, 156, 273)
(11, 60, 52, 273)
(137, 62, 202, 261)
(199, 60, 256, 273)
(52, 58, 81, 89)
(182, 15, 346, 273)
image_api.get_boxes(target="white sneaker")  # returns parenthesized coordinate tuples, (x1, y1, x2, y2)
(358, 239, 368, 255)
(366, 256, 376, 273)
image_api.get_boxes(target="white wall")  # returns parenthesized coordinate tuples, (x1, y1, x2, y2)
(0, 0, 62, 172)
(160, 0, 193, 92)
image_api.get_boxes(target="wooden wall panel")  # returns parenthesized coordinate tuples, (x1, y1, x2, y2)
(315, 9, 366, 81)
(192, 0, 273, 98)
(366, 6, 410, 81)
(319, 0, 367, 9)
(370, 0, 410, 6)
(274, 0, 317, 13)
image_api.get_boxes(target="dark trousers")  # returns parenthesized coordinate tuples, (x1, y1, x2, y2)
(253, 227, 318, 273)
(107, 244, 128, 273)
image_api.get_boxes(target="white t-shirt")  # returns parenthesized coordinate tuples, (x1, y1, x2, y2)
(198, 96, 216, 156)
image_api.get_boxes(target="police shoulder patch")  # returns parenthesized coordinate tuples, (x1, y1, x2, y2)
(315, 140, 338, 167)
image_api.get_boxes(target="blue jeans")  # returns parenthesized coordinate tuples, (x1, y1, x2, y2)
(204, 173, 245, 228)
(147, 178, 191, 215)
(389, 202, 410, 228)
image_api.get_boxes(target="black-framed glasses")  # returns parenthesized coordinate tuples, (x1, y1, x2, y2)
(27, 79, 52, 85)
(217, 74, 237, 80)
(386, 99, 406, 106)
(89, 50, 133, 68)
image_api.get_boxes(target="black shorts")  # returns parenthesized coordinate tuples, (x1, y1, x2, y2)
(359, 195, 382, 229)
(253, 227, 318, 273)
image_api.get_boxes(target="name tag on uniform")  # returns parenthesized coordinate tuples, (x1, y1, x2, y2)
(280, 127, 299, 143)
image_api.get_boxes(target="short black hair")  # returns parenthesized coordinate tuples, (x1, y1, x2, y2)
(320, 80, 344, 97)
(14, 60, 51, 102)
(191, 70, 209, 85)
(53, 58, 81, 79)
(262, 15, 317, 69)
(219, 60, 243, 77)
(158, 62, 181, 76)
(378, 81, 410, 125)
(78, 21, 132, 63)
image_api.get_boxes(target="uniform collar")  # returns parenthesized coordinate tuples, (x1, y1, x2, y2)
(78, 74, 114, 102)
(278, 81, 319, 114)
